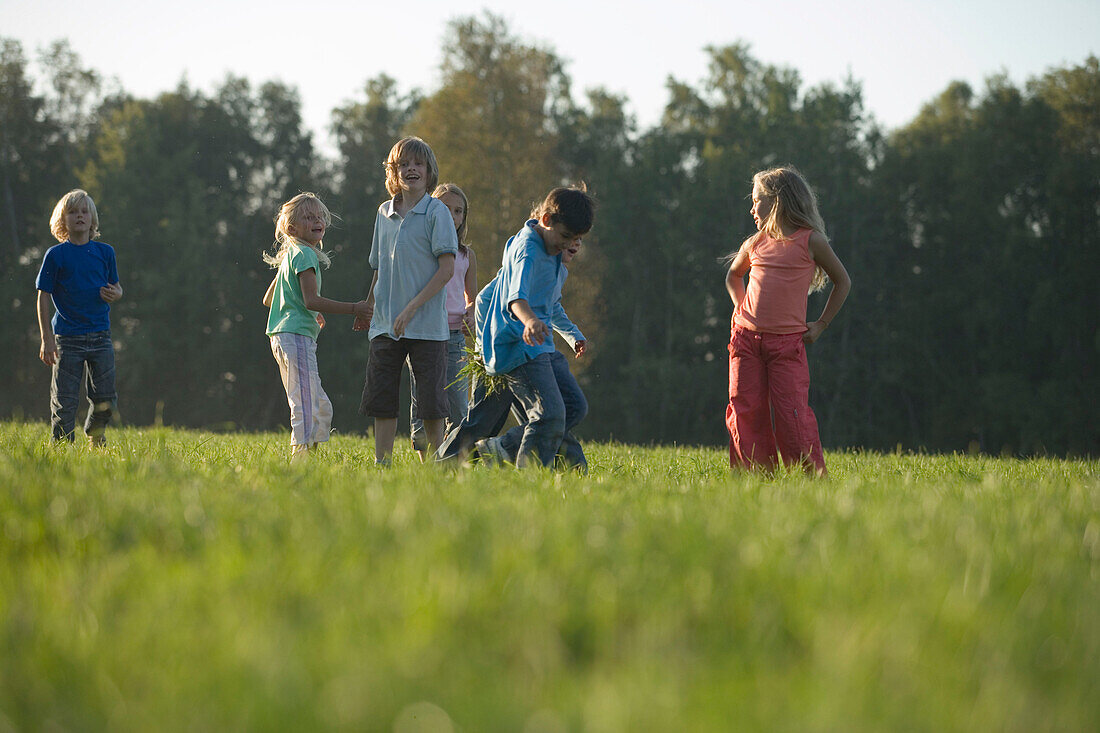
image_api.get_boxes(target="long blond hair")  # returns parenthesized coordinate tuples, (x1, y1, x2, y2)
(433, 182, 470, 255)
(263, 192, 333, 269)
(49, 189, 100, 242)
(735, 166, 829, 292)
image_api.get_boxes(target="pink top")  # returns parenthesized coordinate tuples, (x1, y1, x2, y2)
(734, 228, 815, 335)
(445, 247, 471, 330)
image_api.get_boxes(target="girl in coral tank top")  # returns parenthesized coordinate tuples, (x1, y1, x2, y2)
(724, 167, 851, 476)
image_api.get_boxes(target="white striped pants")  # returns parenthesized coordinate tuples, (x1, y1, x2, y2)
(270, 333, 333, 448)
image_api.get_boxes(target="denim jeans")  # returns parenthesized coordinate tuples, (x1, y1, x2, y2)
(436, 352, 565, 467)
(410, 329, 468, 449)
(499, 351, 588, 471)
(51, 330, 117, 442)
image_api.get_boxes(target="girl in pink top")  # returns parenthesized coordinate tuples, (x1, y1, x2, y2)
(725, 167, 851, 475)
(410, 183, 478, 459)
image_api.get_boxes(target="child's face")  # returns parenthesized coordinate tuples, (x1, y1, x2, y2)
(292, 208, 326, 246)
(539, 214, 585, 255)
(751, 183, 773, 231)
(397, 156, 427, 196)
(561, 242, 580, 264)
(438, 191, 466, 232)
(64, 203, 92, 239)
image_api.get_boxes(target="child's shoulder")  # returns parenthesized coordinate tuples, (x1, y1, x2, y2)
(288, 242, 320, 264)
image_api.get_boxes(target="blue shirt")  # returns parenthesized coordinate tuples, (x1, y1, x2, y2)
(35, 240, 119, 335)
(475, 248, 583, 353)
(481, 220, 563, 375)
(368, 193, 459, 341)
(550, 267, 584, 348)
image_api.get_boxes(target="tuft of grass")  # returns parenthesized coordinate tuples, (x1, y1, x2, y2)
(1, 422, 1097, 732)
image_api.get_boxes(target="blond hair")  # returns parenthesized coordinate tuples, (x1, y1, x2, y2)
(49, 189, 100, 242)
(384, 137, 439, 198)
(264, 192, 333, 269)
(432, 182, 470, 254)
(736, 166, 829, 292)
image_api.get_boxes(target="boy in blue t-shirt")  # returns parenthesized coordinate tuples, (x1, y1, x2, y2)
(35, 189, 123, 444)
(437, 186, 595, 468)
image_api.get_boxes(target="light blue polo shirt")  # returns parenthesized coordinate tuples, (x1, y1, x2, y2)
(368, 193, 459, 341)
(481, 220, 563, 375)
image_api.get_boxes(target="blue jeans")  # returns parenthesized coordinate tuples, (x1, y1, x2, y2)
(410, 329, 468, 449)
(51, 330, 117, 442)
(436, 352, 565, 467)
(499, 351, 588, 471)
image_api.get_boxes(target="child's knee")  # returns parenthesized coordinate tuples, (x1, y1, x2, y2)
(89, 401, 114, 427)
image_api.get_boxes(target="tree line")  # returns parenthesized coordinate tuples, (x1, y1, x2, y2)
(2, 14, 1097, 455)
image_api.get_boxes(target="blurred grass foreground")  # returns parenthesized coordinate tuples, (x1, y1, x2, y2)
(1, 422, 1098, 731)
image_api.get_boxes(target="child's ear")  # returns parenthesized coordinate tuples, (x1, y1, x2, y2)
(540, 212, 553, 228)
(287, 222, 297, 235)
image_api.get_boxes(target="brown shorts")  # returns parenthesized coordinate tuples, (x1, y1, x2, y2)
(359, 336, 448, 419)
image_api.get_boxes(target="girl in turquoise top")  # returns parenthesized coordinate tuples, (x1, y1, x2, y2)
(262, 193, 370, 461)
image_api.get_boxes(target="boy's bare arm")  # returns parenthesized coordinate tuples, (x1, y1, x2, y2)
(37, 291, 57, 366)
(393, 253, 456, 337)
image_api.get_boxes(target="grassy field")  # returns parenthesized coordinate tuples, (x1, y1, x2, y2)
(1, 421, 1098, 732)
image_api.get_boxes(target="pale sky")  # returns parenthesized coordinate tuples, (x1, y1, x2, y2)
(3, 0, 1097, 150)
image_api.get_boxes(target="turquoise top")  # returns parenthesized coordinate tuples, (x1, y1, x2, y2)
(266, 243, 322, 339)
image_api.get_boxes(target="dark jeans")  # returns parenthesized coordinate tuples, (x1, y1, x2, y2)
(436, 352, 565, 467)
(499, 351, 588, 471)
(51, 330, 117, 442)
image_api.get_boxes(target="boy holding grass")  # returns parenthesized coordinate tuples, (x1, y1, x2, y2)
(437, 186, 595, 468)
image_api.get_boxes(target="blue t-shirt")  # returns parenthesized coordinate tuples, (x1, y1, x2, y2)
(481, 220, 563, 375)
(35, 240, 120, 335)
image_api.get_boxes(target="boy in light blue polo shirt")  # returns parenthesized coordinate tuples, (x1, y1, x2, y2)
(357, 137, 458, 465)
(437, 186, 596, 468)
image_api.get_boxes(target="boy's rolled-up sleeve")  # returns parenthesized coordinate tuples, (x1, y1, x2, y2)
(429, 201, 459, 258)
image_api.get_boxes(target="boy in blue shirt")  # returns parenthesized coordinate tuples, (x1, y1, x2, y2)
(437, 186, 595, 468)
(476, 240, 589, 471)
(35, 189, 123, 444)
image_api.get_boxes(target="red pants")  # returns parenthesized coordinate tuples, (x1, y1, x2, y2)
(726, 326, 826, 475)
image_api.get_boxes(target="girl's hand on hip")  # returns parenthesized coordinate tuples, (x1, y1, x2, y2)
(803, 321, 827, 344)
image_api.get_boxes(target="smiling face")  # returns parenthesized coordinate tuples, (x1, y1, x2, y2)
(750, 182, 773, 231)
(291, 205, 326, 246)
(397, 155, 428, 198)
(561, 242, 580, 264)
(539, 215, 584, 256)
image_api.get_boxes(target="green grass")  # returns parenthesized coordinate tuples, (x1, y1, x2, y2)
(1, 422, 1098, 732)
